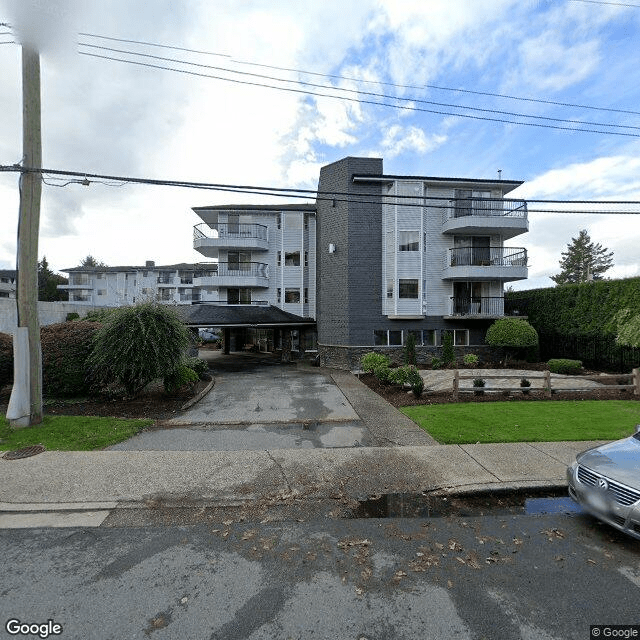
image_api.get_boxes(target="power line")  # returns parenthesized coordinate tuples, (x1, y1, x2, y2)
(78, 51, 640, 138)
(76, 42, 640, 132)
(77, 32, 231, 58)
(568, 0, 640, 8)
(78, 30, 640, 117)
(3, 164, 640, 213)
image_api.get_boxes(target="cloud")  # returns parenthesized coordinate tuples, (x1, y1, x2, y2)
(379, 124, 446, 158)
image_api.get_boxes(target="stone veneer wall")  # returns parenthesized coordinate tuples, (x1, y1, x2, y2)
(318, 344, 506, 370)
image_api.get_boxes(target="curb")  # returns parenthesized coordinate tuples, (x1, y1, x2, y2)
(180, 374, 215, 411)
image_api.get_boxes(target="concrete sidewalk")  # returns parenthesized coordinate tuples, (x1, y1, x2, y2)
(0, 440, 604, 526)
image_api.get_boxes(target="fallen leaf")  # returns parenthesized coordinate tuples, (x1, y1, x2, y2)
(222, 520, 233, 526)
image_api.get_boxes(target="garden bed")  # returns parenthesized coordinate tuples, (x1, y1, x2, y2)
(359, 371, 639, 408)
(0, 377, 212, 421)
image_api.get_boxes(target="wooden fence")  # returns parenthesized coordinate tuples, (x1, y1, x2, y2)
(451, 368, 640, 400)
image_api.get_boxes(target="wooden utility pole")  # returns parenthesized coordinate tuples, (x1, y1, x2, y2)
(7, 45, 43, 427)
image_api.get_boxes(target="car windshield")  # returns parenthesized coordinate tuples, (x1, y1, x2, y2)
(634, 432, 640, 442)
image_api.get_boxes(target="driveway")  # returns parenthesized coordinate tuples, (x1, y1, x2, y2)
(109, 352, 373, 451)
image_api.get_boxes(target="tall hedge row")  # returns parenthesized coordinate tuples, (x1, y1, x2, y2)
(507, 277, 640, 336)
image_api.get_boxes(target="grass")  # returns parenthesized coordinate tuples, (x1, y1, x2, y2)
(400, 400, 640, 444)
(0, 415, 153, 451)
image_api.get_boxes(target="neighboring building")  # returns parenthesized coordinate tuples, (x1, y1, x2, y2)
(314, 156, 528, 368)
(57, 261, 218, 306)
(0, 270, 17, 299)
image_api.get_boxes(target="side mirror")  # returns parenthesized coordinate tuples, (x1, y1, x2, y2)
(635, 424, 640, 434)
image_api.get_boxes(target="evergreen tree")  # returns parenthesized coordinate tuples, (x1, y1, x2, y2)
(551, 229, 614, 285)
(79, 255, 107, 268)
(38, 256, 68, 301)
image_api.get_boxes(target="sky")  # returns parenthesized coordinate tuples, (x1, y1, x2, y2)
(1, 0, 640, 290)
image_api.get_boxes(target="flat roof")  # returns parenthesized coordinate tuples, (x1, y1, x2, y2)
(352, 174, 524, 194)
(193, 203, 316, 212)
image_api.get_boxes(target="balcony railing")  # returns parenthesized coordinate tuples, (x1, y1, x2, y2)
(448, 247, 527, 268)
(179, 293, 201, 302)
(215, 262, 269, 278)
(448, 296, 526, 317)
(193, 222, 268, 241)
(442, 198, 527, 224)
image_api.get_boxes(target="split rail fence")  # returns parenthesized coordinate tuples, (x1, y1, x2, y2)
(451, 369, 640, 400)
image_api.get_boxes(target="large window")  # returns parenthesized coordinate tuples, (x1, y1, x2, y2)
(398, 279, 418, 299)
(398, 231, 420, 252)
(373, 330, 403, 346)
(285, 288, 300, 303)
(285, 251, 300, 266)
(227, 288, 251, 304)
(228, 251, 251, 271)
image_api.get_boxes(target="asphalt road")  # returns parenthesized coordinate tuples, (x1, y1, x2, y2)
(2, 508, 638, 639)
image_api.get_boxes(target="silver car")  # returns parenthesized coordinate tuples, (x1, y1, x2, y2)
(567, 425, 640, 540)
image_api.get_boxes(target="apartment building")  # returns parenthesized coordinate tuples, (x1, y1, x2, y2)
(58, 261, 218, 306)
(56, 156, 527, 366)
(0, 270, 17, 299)
(315, 156, 528, 368)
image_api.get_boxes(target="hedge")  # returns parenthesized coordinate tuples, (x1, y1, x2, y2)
(507, 277, 640, 337)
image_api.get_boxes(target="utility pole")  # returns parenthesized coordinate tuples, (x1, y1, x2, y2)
(6, 45, 43, 427)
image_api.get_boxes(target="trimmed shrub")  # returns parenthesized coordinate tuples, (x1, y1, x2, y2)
(463, 353, 479, 367)
(361, 352, 390, 373)
(548, 358, 583, 375)
(405, 365, 424, 397)
(0, 331, 13, 389)
(473, 377, 486, 396)
(65, 312, 80, 322)
(442, 331, 455, 366)
(485, 318, 539, 363)
(84, 308, 117, 323)
(163, 363, 199, 395)
(431, 357, 442, 370)
(88, 302, 191, 397)
(41, 321, 102, 396)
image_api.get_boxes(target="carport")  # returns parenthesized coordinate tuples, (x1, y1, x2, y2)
(176, 304, 317, 361)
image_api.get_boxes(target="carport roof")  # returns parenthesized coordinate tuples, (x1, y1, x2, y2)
(176, 304, 316, 328)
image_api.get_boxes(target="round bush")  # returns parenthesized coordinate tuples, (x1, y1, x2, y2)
(548, 358, 583, 375)
(485, 318, 539, 349)
(361, 352, 390, 372)
(0, 331, 13, 389)
(41, 321, 102, 397)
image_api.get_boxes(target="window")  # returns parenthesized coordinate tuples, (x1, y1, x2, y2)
(277, 251, 281, 267)
(304, 213, 309, 230)
(304, 251, 309, 267)
(285, 251, 300, 266)
(228, 251, 251, 271)
(423, 329, 436, 346)
(399, 279, 418, 299)
(454, 330, 469, 346)
(277, 288, 281, 303)
(228, 214, 239, 234)
(142, 270, 148, 278)
(97, 289, 106, 296)
(387, 280, 393, 298)
(285, 288, 300, 303)
(373, 330, 388, 346)
(276, 214, 281, 229)
(304, 288, 309, 304)
(398, 231, 420, 252)
(96, 273, 104, 279)
(406, 330, 422, 345)
(389, 330, 402, 345)
(227, 288, 251, 304)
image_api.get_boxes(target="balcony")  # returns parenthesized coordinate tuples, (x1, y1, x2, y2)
(157, 277, 177, 287)
(442, 198, 528, 239)
(193, 222, 269, 258)
(442, 247, 527, 282)
(445, 296, 527, 319)
(192, 262, 269, 288)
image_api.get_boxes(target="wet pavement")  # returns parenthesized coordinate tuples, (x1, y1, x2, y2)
(108, 420, 371, 451)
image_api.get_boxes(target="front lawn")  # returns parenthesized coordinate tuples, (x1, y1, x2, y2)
(400, 400, 640, 444)
(0, 415, 152, 451)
